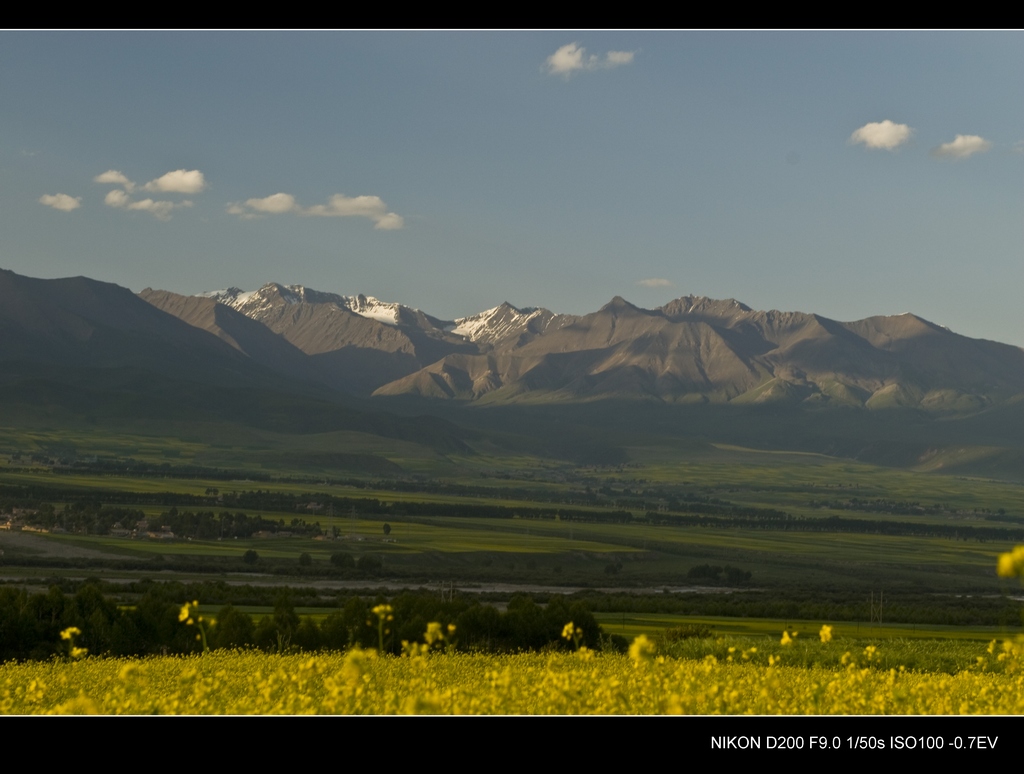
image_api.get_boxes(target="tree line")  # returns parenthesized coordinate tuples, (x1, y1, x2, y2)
(0, 584, 612, 662)
(5, 481, 1024, 543)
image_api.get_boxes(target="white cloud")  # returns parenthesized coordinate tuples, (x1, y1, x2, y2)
(104, 189, 131, 208)
(94, 170, 136, 191)
(545, 43, 637, 76)
(637, 278, 673, 288)
(39, 193, 82, 211)
(143, 169, 207, 194)
(105, 188, 188, 220)
(126, 198, 192, 221)
(547, 43, 588, 75)
(849, 120, 913, 150)
(372, 212, 405, 231)
(306, 194, 386, 218)
(229, 191, 403, 229)
(97, 168, 199, 219)
(305, 194, 404, 230)
(931, 134, 992, 160)
(244, 192, 299, 214)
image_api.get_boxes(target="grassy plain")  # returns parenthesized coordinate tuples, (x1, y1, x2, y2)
(3, 417, 1024, 717)
(3, 418, 1023, 631)
(594, 612, 1013, 642)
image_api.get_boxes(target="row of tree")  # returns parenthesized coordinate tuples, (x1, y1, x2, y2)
(0, 584, 611, 662)
(5, 480, 1022, 542)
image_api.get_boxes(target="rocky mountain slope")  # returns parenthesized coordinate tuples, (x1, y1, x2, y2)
(374, 295, 1024, 409)
(133, 280, 1024, 411)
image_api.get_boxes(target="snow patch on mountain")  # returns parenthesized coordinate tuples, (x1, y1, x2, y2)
(450, 303, 551, 344)
(199, 283, 417, 326)
(199, 287, 253, 304)
(340, 294, 402, 325)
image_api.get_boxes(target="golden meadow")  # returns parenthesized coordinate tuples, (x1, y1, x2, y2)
(2, 637, 1023, 715)
(2, 544, 1022, 715)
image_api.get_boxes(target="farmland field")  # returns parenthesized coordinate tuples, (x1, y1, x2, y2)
(3, 442, 1024, 634)
(3, 640, 1023, 715)
(3, 431, 1024, 718)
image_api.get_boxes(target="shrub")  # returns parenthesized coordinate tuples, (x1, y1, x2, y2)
(330, 552, 355, 569)
(357, 554, 382, 573)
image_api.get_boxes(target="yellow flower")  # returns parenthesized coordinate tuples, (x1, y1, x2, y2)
(60, 627, 87, 658)
(781, 631, 793, 646)
(424, 622, 444, 646)
(178, 604, 191, 623)
(561, 622, 579, 641)
(819, 625, 833, 643)
(629, 635, 655, 662)
(997, 546, 1024, 578)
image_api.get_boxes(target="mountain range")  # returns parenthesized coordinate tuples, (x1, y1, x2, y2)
(6, 266, 1024, 475)
(135, 279, 1024, 412)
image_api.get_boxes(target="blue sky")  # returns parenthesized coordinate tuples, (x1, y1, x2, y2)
(4, 31, 1022, 343)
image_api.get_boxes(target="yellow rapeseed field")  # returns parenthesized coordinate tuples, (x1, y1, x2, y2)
(1, 639, 1023, 715)
(0, 545, 1020, 715)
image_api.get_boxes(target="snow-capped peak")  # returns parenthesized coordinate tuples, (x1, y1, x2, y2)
(199, 286, 246, 302)
(198, 283, 418, 327)
(199, 283, 316, 318)
(339, 293, 402, 325)
(449, 302, 555, 344)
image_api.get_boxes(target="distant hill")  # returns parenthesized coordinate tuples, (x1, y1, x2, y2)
(138, 278, 1024, 412)
(6, 266, 1024, 476)
(0, 269, 471, 457)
